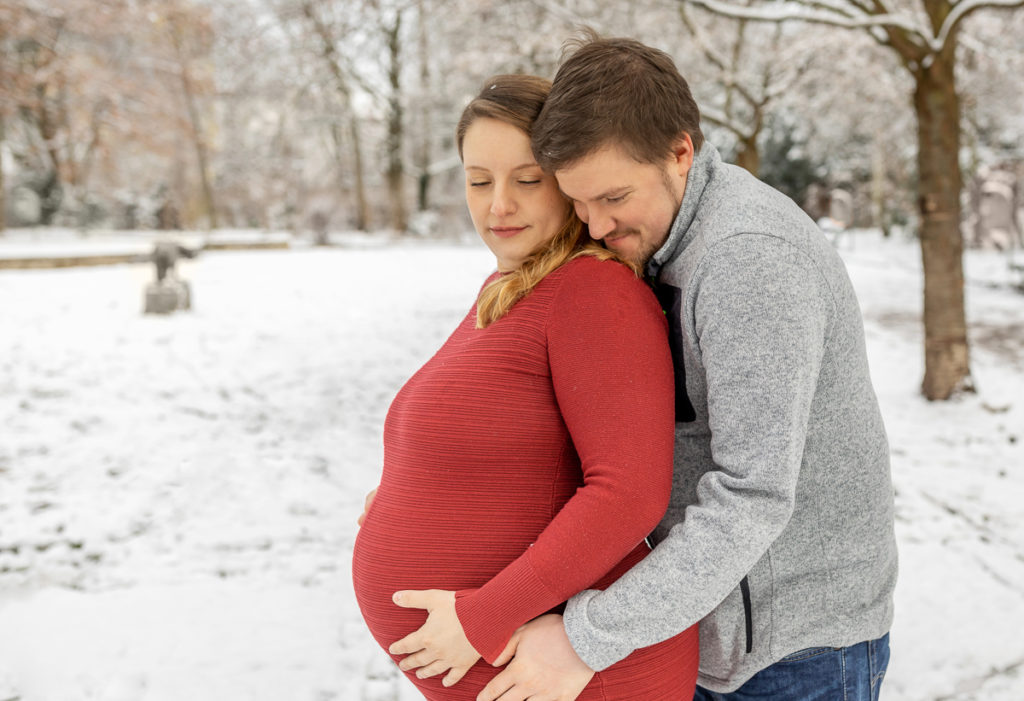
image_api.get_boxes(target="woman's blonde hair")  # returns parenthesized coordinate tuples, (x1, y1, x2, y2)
(456, 74, 637, 328)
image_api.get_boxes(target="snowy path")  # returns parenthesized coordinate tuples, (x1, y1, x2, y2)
(1, 235, 1022, 700)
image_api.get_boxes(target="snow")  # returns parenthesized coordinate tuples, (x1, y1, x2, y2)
(0, 228, 288, 259)
(1, 229, 1022, 700)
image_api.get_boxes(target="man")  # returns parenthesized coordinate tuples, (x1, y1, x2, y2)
(386, 33, 896, 701)
(468, 34, 897, 701)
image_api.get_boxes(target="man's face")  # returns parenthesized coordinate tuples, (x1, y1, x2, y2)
(554, 136, 694, 267)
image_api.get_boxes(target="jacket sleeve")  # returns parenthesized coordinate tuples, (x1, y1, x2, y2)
(563, 234, 833, 670)
(453, 258, 676, 664)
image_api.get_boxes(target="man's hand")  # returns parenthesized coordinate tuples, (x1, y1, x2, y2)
(476, 614, 594, 701)
(357, 487, 377, 527)
(389, 589, 481, 687)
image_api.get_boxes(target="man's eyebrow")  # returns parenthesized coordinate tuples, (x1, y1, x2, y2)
(591, 186, 630, 200)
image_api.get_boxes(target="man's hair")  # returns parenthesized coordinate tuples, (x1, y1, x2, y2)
(532, 30, 704, 171)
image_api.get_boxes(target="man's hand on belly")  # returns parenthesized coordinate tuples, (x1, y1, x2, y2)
(477, 614, 594, 701)
(390, 589, 481, 687)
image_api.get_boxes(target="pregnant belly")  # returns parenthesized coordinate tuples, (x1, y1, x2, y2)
(352, 489, 548, 651)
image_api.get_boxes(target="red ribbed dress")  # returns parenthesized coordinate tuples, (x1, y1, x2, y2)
(352, 256, 699, 699)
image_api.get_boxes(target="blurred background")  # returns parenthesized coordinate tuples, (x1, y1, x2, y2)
(1, 0, 1021, 240)
(2, 1, 1023, 700)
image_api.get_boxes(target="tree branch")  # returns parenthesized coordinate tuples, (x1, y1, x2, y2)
(678, 4, 731, 73)
(937, 0, 1024, 51)
(788, 0, 857, 19)
(684, 0, 933, 49)
(524, 0, 595, 28)
(679, 4, 768, 111)
(296, 0, 385, 105)
(700, 104, 757, 141)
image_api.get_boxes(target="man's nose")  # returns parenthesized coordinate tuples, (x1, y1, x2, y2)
(587, 209, 616, 240)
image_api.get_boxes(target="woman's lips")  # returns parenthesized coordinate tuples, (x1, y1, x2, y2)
(490, 226, 526, 239)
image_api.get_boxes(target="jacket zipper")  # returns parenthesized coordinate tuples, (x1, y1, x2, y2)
(740, 576, 753, 653)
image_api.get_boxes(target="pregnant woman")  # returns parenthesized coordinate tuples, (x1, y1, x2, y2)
(351, 74, 698, 700)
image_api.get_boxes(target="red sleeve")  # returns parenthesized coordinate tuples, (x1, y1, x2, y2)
(454, 257, 676, 663)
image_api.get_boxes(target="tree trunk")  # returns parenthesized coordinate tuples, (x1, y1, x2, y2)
(385, 14, 408, 232)
(179, 66, 218, 229)
(348, 115, 370, 232)
(0, 18, 5, 233)
(914, 52, 971, 399)
(871, 136, 889, 237)
(169, 17, 218, 230)
(33, 80, 65, 225)
(415, 0, 432, 212)
(300, 0, 369, 231)
(735, 133, 760, 177)
(0, 113, 5, 233)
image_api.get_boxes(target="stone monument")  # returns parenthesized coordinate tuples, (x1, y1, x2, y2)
(144, 240, 198, 314)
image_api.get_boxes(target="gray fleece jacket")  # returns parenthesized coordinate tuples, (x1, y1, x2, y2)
(563, 144, 897, 693)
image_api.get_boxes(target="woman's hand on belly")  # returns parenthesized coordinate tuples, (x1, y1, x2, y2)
(389, 589, 481, 687)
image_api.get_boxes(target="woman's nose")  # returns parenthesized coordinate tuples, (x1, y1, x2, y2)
(491, 184, 516, 216)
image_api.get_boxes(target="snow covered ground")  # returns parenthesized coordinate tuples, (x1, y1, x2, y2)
(0, 229, 1022, 700)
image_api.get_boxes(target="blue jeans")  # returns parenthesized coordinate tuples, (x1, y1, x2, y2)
(693, 633, 890, 701)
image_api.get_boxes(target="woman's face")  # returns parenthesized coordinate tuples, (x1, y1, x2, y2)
(462, 117, 569, 272)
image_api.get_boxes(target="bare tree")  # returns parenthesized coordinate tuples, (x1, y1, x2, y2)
(3, 0, 1015, 251)
(292, 0, 373, 231)
(0, 1, 16, 232)
(0, 0, 223, 229)
(0, 5, 10, 233)
(677, 5, 816, 175)
(0, 114, 5, 232)
(680, 0, 1024, 400)
(162, 3, 219, 229)
(412, 0, 433, 212)
(4, 4, 116, 227)
(7, 10, 67, 225)
(382, 4, 409, 232)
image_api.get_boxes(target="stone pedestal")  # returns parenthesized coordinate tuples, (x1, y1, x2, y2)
(143, 240, 197, 315)
(144, 279, 192, 315)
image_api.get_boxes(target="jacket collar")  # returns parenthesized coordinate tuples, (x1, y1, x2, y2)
(645, 142, 721, 278)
